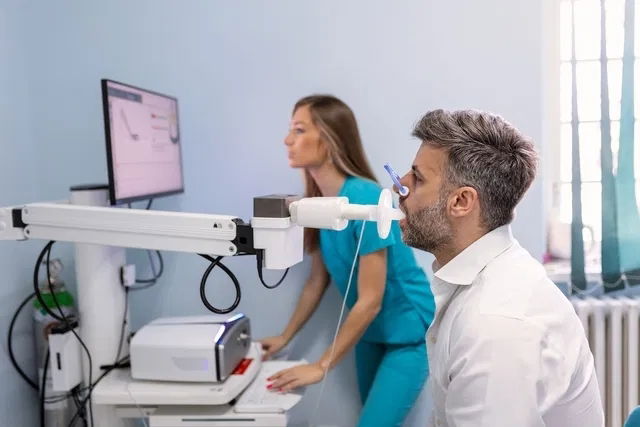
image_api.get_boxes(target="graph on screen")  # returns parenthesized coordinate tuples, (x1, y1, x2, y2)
(102, 80, 184, 204)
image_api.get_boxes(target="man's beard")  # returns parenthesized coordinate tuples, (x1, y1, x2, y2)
(401, 193, 453, 253)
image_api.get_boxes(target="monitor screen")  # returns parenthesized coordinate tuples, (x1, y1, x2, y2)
(101, 79, 184, 205)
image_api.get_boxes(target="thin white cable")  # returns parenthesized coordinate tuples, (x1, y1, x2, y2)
(309, 220, 367, 426)
(126, 382, 150, 427)
(147, 249, 158, 278)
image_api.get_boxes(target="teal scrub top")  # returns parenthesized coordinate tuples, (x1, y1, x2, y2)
(319, 176, 435, 344)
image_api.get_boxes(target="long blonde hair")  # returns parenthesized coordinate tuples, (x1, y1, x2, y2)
(293, 95, 377, 252)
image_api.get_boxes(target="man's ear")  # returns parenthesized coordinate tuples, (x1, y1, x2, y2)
(449, 186, 479, 218)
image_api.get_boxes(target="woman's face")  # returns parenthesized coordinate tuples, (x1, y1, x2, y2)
(284, 105, 329, 169)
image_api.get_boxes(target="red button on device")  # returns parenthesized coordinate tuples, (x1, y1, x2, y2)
(232, 358, 253, 375)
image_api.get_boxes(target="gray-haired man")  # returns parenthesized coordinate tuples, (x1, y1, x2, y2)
(396, 110, 604, 427)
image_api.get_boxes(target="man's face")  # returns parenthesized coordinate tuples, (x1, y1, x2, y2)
(398, 145, 454, 253)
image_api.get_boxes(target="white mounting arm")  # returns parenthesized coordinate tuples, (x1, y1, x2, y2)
(0, 196, 302, 270)
(0, 189, 403, 269)
(2, 202, 241, 255)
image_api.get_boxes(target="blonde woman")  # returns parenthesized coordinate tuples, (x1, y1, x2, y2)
(261, 95, 435, 426)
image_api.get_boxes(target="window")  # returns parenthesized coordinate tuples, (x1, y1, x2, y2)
(556, 0, 638, 254)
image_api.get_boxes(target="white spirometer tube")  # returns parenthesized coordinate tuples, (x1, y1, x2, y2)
(288, 188, 404, 238)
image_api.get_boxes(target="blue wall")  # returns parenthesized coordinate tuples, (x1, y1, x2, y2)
(1, 3, 44, 426)
(1, 1, 547, 425)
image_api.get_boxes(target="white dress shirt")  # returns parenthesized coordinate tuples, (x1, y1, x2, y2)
(427, 225, 604, 427)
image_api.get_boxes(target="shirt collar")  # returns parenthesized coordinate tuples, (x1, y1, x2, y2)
(433, 225, 515, 286)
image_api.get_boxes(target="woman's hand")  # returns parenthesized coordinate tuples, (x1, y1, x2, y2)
(259, 335, 288, 360)
(267, 363, 326, 392)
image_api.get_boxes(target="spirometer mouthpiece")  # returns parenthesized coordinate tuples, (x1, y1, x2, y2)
(288, 188, 404, 238)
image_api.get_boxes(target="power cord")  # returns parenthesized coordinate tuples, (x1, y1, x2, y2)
(198, 255, 241, 314)
(7, 291, 38, 390)
(68, 255, 132, 425)
(66, 246, 135, 426)
(44, 243, 94, 427)
(69, 386, 88, 427)
(127, 199, 153, 210)
(195, 249, 290, 314)
(126, 199, 164, 289)
(33, 241, 94, 427)
(255, 250, 289, 289)
(114, 287, 129, 363)
(133, 250, 164, 286)
(69, 202, 153, 424)
(39, 349, 49, 427)
(67, 355, 130, 427)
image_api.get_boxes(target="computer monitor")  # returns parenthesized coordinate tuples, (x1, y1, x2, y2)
(101, 79, 184, 205)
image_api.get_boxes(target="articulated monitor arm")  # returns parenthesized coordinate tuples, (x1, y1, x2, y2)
(0, 189, 403, 270)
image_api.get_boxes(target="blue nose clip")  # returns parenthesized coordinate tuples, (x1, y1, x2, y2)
(383, 163, 409, 196)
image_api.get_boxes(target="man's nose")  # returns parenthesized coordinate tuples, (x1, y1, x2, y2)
(399, 173, 410, 187)
(395, 173, 410, 195)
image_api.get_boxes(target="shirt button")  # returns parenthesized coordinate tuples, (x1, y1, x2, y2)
(430, 335, 437, 344)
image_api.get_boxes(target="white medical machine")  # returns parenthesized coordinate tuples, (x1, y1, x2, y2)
(0, 80, 404, 426)
(130, 314, 252, 384)
(0, 185, 401, 426)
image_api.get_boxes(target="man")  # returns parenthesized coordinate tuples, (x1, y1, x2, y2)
(396, 109, 604, 427)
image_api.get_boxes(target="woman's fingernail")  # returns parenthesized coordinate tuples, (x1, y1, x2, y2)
(267, 384, 273, 389)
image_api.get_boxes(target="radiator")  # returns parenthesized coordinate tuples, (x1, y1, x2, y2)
(572, 297, 640, 427)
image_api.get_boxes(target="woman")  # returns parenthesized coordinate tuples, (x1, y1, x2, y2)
(261, 95, 435, 427)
